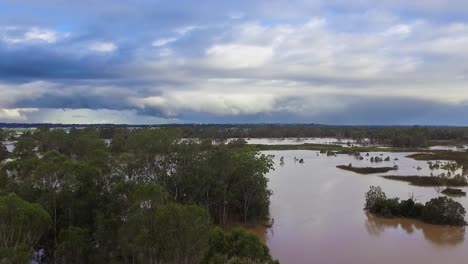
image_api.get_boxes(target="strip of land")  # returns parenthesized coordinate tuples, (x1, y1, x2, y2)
(381, 175, 468, 187)
(336, 165, 397, 174)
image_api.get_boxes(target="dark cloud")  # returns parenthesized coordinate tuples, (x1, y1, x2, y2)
(1, 0, 468, 124)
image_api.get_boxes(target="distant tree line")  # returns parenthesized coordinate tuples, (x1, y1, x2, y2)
(102, 125, 468, 148)
(3, 124, 468, 148)
(0, 127, 278, 264)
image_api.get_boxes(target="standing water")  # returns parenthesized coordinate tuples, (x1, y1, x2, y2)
(263, 150, 468, 264)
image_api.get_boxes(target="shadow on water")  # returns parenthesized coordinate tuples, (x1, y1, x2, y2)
(365, 212, 465, 246)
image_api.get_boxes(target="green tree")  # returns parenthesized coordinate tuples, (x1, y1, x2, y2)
(32, 151, 74, 253)
(13, 137, 36, 159)
(56, 226, 90, 264)
(0, 193, 51, 263)
(120, 185, 211, 264)
(0, 143, 8, 163)
(204, 228, 278, 264)
(422, 196, 466, 226)
(364, 186, 387, 211)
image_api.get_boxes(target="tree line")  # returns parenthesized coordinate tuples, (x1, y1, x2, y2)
(4, 124, 468, 148)
(0, 127, 278, 264)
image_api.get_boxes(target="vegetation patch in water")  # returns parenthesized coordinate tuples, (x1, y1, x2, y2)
(365, 186, 466, 226)
(336, 164, 397, 174)
(408, 152, 468, 174)
(381, 175, 468, 186)
(441, 188, 466, 196)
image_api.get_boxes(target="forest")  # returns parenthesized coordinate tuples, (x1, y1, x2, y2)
(0, 127, 278, 264)
(3, 124, 468, 148)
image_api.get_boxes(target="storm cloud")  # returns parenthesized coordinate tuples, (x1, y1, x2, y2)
(1, 0, 468, 124)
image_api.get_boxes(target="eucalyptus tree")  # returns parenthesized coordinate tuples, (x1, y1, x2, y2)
(0, 193, 51, 263)
(0, 143, 8, 163)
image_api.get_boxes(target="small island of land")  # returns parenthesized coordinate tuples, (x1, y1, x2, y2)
(442, 188, 467, 196)
(365, 186, 466, 226)
(381, 175, 468, 187)
(336, 164, 397, 174)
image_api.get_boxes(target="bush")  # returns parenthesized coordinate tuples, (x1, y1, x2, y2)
(364, 186, 466, 226)
(441, 188, 466, 196)
(364, 186, 387, 210)
(422, 197, 466, 226)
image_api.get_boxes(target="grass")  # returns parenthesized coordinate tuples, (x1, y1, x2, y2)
(252, 143, 422, 153)
(441, 188, 466, 196)
(336, 165, 397, 174)
(381, 175, 468, 187)
(407, 151, 468, 174)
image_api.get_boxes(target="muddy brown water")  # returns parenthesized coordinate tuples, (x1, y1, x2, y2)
(263, 150, 468, 264)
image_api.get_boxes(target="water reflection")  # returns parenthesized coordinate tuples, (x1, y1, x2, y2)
(365, 213, 465, 246)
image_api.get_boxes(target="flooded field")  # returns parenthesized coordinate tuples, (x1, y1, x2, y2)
(429, 145, 468, 152)
(263, 150, 468, 264)
(243, 138, 358, 146)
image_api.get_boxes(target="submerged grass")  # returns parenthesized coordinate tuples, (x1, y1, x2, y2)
(252, 143, 422, 153)
(381, 175, 468, 187)
(441, 188, 467, 196)
(407, 151, 468, 174)
(336, 165, 397, 174)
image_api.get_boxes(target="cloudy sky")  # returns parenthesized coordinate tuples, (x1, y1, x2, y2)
(1, 0, 468, 125)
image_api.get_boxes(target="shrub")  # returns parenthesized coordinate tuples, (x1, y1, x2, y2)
(364, 186, 386, 210)
(422, 197, 466, 226)
(364, 186, 466, 226)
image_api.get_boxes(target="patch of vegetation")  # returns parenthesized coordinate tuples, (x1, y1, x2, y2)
(365, 186, 466, 226)
(252, 144, 419, 153)
(336, 165, 397, 174)
(0, 128, 277, 263)
(408, 151, 468, 174)
(441, 188, 466, 196)
(381, 175, 468, 187)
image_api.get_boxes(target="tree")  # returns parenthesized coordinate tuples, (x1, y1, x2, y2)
(120, 186, 211, 264)
(32, 151, 74, 254)
(422, 196, 466, 226)
(13, 136, 36, 159)
(203, 228, 278, 264)
(56, 226, 90, 264)
(0, 143, 8, 163)
(0, 193, 51, 263)
(155, 203, 212, 264)
(364, 186, 387, 211)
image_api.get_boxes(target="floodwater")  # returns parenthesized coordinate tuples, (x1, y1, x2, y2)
(263, 150, 468, 264)
(3, 141, 15, 152)
(429, 145, 468, 151)
(243, 137, 357, 146)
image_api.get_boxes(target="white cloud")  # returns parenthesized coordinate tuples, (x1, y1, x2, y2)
(88, 41, 117, 52)
(0, 81, 52, 108)
(174, 25, 199, 35)
(152, 37, 177, 47)
(0, 27, 63, 44)
(0, 108, 38, 121)
(206, 44, 273, 68)
(382, 24, 412, 37)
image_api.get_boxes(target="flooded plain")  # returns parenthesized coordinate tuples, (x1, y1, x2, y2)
(244, 137, 357, 146)
(263, 150, 468, 264)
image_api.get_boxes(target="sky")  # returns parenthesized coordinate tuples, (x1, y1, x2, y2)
(1, 0, 468, 125)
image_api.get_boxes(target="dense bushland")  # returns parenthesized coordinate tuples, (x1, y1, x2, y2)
(0, 127, 277, 263)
